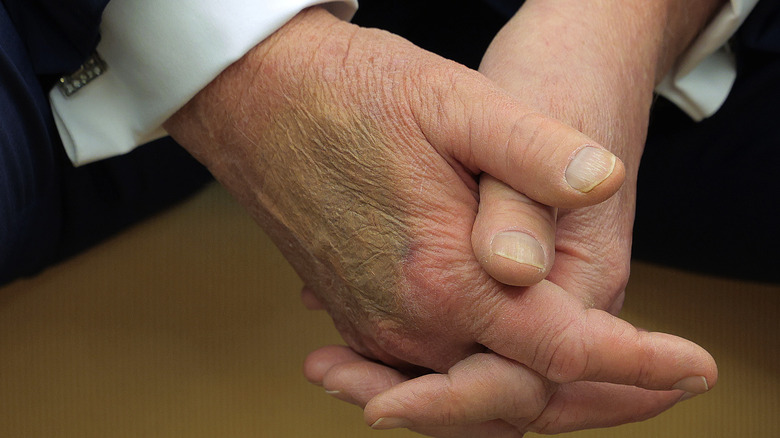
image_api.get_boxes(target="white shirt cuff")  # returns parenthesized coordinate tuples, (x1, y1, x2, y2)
(656, 0, 759, 121)
(50, 0, 358, 166)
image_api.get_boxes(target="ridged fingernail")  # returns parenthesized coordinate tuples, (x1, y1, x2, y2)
(565, 146, 617, 192)
(371, 417, 414, 430)
(672, 376, 709, 394)
(491, 231, 545, 270)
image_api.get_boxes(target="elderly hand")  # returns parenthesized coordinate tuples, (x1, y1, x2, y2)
(165, 6, 716, 434)
(302, 0, 724, 435)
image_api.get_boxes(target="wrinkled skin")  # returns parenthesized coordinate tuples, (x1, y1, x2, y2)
(302, 0, 725, 436)
(164, 6, 717, 435)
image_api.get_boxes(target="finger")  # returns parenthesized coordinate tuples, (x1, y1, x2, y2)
(309, 348, 522, 438)
(476, 281, 718, 393)
(303, 345, 360, 386)
(413, 69, 625, 208)
(365, 353, 550, 429)
(472, 174, 556, 286)
(313, 350, 686, 436)
(364, 353, 691, 434)
(300, 285, 325, 310)
(529, 381, 687, 434)
(303, 345, 409, 405)
(546, 203, 635, 312)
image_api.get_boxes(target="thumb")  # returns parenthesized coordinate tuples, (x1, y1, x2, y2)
(412, 69, 625, 208)
(471, 174, 556, 286)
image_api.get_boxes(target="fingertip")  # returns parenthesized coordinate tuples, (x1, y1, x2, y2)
(300, 286, 325, 310)
(565, 146, 619, 193)
(572, 313, 720, 393)
(672, 376, 710, 394)
(369, 417, 414, 430)
(490, 111, 625, 208)
(583, 319, 720, 393)
(643, 331, 719, 394)
(302, 349, 332, 385)
(542, 144, 625, 209)
(363, 404, 388, 431)
(480, 234, 549, 286)
(708, 366, 719, 390)
(306, 346, 414, 409)
(566, 146, 626, 203)
(677, 356, 718, 395)
(472, 175, 555, 287)
(302, 345, 356, 384)
(362, 373, 440, 428)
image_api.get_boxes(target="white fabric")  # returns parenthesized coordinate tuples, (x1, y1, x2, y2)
(656, 0, 759, 121)
(52, 0, 757, 165)
(50, 0, 357, 165)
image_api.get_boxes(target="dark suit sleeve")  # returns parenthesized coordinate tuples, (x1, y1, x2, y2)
(0, 1, 210, 286)
(2, 0, 109, 75)
(633, 0, 780, 283)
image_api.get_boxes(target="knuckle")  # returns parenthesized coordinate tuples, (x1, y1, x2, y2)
(438, 385, 470, 426)
(539, 319, 590, 384)
(509, 111, 552, 160)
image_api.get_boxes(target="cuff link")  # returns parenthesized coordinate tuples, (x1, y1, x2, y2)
(57, 52, 107, 97)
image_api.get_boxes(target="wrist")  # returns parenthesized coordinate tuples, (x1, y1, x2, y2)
(164, 6, 350, 157)
(512, 0, 726, 84)
(480, 0, 725, 167)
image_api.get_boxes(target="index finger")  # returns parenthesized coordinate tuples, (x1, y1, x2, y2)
(474, 281, 717, 393)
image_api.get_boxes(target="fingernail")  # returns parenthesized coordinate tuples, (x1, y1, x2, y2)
(491, 231, 545, 270)
(371, 417, 414, 430)
(324, 389, 357, 404)
(565, 146, 617, 192)
(672, 376, 709, 394)
(679, 392, 698, 402)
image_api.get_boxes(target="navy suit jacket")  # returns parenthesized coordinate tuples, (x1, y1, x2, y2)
(3, 0, 109, 75)
(0, 0, 209, 285)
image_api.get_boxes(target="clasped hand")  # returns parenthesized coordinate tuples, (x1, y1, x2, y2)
(164, 6, 718, 437)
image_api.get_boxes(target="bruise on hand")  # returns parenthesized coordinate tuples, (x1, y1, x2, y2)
(267, 101, 414, 318)
(163, 12, 483, 367)
(165, 52, 431, 362)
